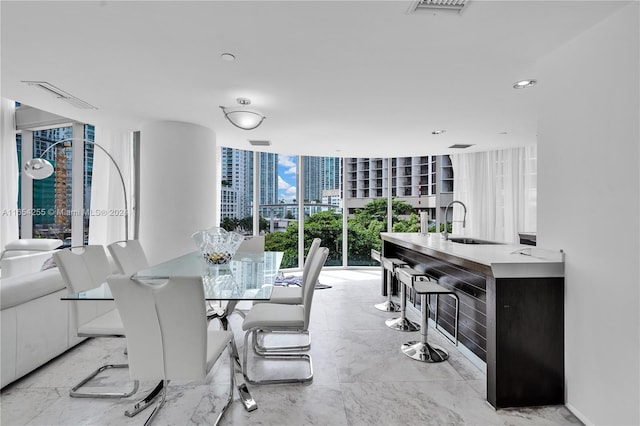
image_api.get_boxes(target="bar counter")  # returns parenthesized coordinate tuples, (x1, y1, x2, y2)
(381, 232, 565, 409)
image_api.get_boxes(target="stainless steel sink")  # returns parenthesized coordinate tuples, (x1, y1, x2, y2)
(448, 237, 504, 245)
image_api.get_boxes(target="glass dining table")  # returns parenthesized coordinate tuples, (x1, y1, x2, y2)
(64, 250, 284, 414)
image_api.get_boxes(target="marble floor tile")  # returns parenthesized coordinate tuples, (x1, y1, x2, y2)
(0, 269, 582, 426)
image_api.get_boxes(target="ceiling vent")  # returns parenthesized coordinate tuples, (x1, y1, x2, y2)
(449, 144, 474, 149)
(249, 140, 271, 146)
(408, 0, 469, 14)
(21, 81, 98, 109)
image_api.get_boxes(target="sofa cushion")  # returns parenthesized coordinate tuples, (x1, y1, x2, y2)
(0, 251, 59, 278)
(1, 239, 63, 258)
(0, 268, 66, 310)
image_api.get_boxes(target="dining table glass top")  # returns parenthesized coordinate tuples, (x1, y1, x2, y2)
(63, 250, 284, 301)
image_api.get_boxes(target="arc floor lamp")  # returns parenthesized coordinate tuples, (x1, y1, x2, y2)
(23, 138, 129, 240)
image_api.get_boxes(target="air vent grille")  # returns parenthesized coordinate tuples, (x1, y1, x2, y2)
(409, 0, 469, 14)
(22, 81, 97, 109)
(249, 140, 271, 146)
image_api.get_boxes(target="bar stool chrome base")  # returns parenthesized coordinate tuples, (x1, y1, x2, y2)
(385, 316, 420, 332)
(375, 300, 401, 312)
(401, 341, 448, 363)
(386, 267, 421, 332)
(376, 257, 407, 313)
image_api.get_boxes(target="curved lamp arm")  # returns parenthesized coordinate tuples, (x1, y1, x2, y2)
(23, 138, 128, 240)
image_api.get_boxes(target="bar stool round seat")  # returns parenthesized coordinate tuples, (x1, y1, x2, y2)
(374, 257, 407, 312)
(385, 267, 421, 332)
(401, 278, 459, 363)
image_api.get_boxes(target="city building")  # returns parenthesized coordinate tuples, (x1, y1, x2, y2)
(345, 155, 453, 227)
(258, 152, 279, 218)
(220, 147, 253, 218)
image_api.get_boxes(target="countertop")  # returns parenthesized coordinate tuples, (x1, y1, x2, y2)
(381, 232, 564, 278)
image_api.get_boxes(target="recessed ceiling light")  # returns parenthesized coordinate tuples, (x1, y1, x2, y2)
(431, 130, 446, 135)
(449, 144, 474, 149)
(499, 131, 508, 135)
(221, 53, 236, 61)
(513, 79, 537, 89)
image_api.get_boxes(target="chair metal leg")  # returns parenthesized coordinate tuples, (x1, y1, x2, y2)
(386, 280, 420, 332)
(69, 363, 139, 398)
(243, 328, 313, 385)
(253, 330, 311, 353)
(401, 294, 448, 363)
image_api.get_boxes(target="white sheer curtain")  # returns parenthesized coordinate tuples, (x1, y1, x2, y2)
(0, 98, 19, 250)
(88, 127, 132, 245)
(450, 146, 537, 243)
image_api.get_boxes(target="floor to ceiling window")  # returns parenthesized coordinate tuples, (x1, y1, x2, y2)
(219, 147, 454, 269)
(303, 155, 342, 266)
(14, 104, 95, 246)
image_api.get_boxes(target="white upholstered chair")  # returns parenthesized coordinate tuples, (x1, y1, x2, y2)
(253, 237, 322, 306)
(242, 246, 329, 385)
(237, 235, 265, 253)
(53, 245, 138, 398)
(250, 237, 322, 352)
(107, 274, 235, 426)
(107, 240, 149, 275)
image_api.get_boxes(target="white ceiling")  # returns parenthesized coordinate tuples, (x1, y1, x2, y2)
(0, 1, 628, 157)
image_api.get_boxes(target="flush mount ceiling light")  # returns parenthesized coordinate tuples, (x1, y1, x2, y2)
(513, 79, 537, 89)
(220, 53, 236, 61)
(432, 130, 446, 135)
(220, 98, 266, 130)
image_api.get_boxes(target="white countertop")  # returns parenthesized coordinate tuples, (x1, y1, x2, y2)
(381, 233, 564, 278)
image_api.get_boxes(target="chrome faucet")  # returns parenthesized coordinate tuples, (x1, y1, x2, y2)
(442, 200, 467, 240)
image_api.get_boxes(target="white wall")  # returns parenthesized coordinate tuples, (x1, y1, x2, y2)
(537, 4, 639, 425)
(138, 121, 217, 264)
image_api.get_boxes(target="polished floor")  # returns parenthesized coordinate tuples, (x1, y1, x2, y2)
(0, 269, 582, 426)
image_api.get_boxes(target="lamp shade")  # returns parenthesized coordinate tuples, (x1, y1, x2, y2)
(24, 158, 54, 179)
(220, 106, 266, 130)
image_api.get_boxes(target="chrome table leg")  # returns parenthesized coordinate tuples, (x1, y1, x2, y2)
(220, 300, 258, 412)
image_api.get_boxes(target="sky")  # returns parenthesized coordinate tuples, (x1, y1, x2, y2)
(278, 155, 297, 203)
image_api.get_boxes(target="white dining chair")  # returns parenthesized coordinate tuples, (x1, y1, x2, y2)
(107, 274, 235, 426)
(250, 238, 322, 352)
(107, 240, 149, 275)
(241, 247, 329, 385)
(54, 245, 139, 398)
(237, 235, 265, 253)
(253, 237, 322, 306)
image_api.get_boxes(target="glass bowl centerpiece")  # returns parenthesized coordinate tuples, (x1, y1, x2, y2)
(191, 227, 244, 265)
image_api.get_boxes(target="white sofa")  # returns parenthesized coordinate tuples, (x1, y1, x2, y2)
(0, 250, 116, 389)
(0, 267, 86, 388)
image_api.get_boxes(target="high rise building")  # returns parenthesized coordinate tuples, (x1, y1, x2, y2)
(303, 156, 322, 202)
(258, 152, 278, 217)
(323, 156, 341, 191)
(220, 147, 253, 218)
(344, 155, 453, 224)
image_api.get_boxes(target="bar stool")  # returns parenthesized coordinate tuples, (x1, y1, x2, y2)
(374, 256, 407, 312)
(386, 267, 420, 332)
(401, 274, 459, 363)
